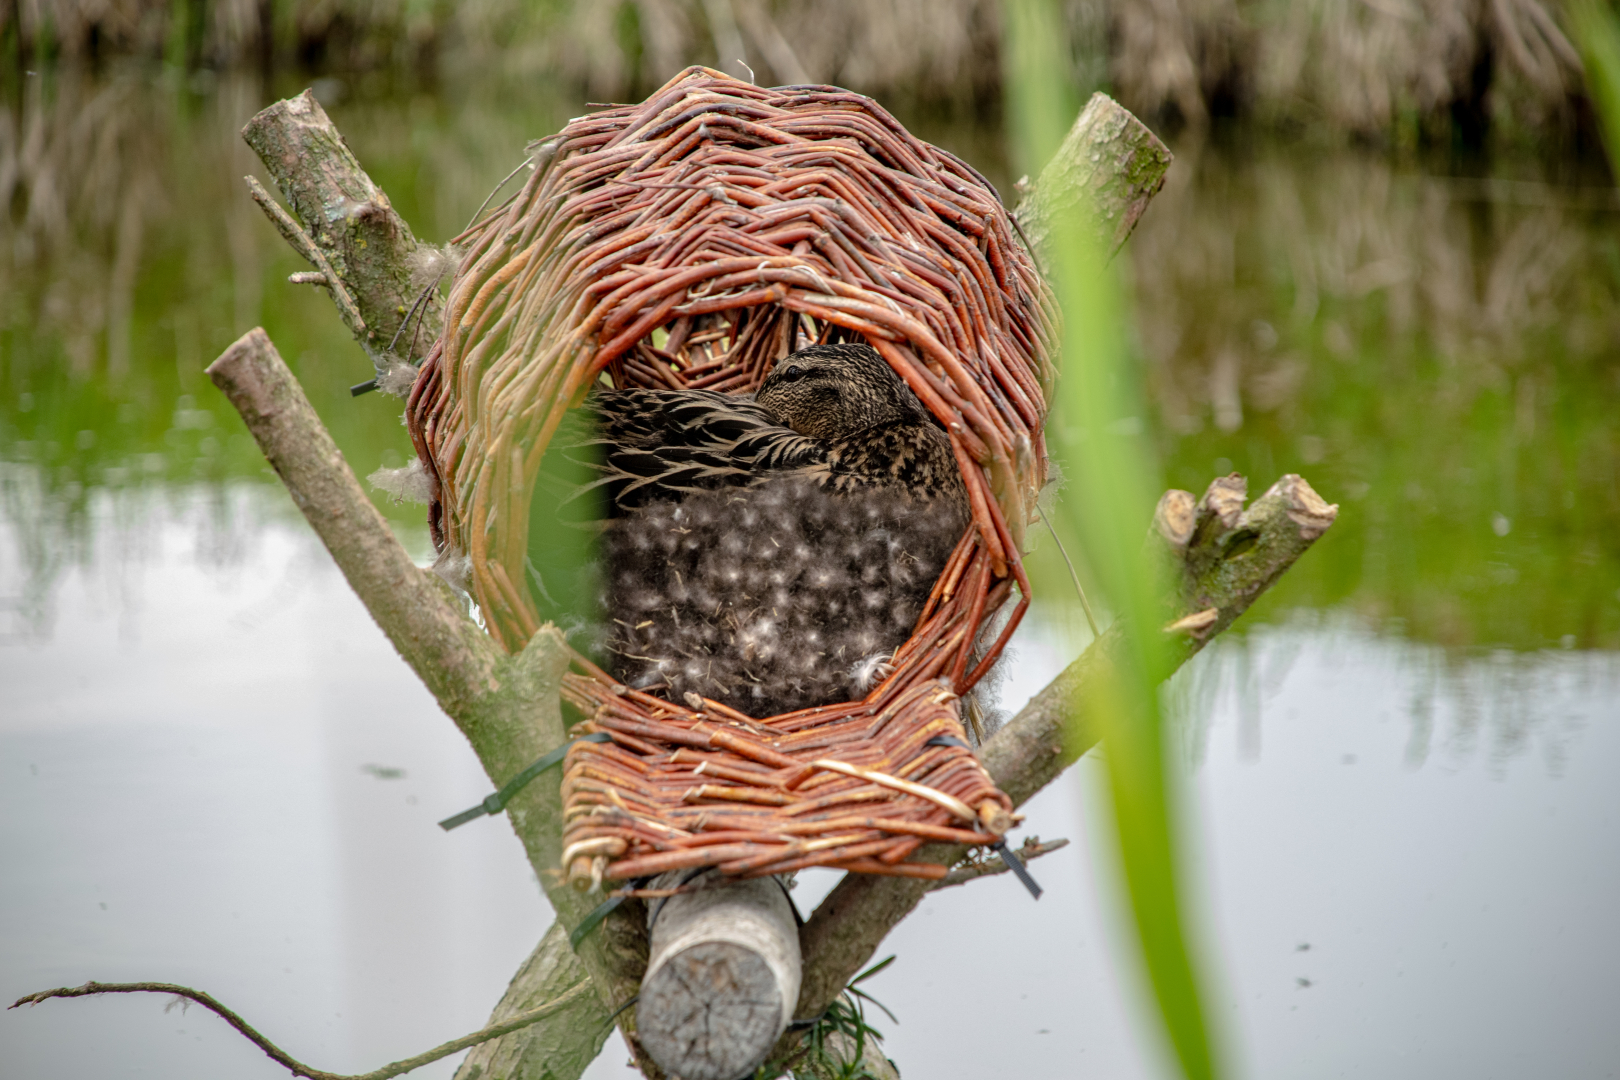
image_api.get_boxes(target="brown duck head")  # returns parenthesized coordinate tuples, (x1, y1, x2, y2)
(755, 342, 931, 439)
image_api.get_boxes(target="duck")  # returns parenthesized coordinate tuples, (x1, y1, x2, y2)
(528, 342, 970, 718)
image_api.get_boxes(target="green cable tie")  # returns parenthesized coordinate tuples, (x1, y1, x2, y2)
(438, 733, 613, 832)
(570, 896, 626, 950)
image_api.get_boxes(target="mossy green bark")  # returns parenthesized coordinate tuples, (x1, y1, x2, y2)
(242, 91, 444, 372)
(1014, 91, 1174, 260)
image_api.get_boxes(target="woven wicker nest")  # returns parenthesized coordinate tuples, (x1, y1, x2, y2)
(408, 66, 1056, 887)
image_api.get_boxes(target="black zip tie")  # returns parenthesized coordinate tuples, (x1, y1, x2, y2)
(439, 732, 613, 831)
(350, 379, 378, 397)
(599, 993, 639, 1035)
(994, 840, 1043, 900)
(570, 895, 626, 950)
(927, 736, 1042, 899)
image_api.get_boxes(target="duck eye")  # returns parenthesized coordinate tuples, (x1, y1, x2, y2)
(779, 364, 805, 381)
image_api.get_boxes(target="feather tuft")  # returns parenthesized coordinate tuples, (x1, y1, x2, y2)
(368, 456, 433, 504)
(376, 356, 420, 398)
(848, 651, 894, 692)
(431, 547, 472, 595)
(407, 243, 461, 295)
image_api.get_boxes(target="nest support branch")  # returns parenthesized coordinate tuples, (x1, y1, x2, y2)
(788, 472, 1338, 1026)
(152, 82, 1312, 1080)
(204, 325, 654, 1073)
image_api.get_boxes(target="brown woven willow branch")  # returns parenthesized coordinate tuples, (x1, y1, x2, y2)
(407, 66, 1054, 885)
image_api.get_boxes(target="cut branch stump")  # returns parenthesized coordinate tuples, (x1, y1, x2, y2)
(1014, 90, 1173, 260)
(242, 90, 443, 372)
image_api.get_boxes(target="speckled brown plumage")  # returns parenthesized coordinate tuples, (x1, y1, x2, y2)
(757, 343, 968, 510)
(528, 343, 970, 717)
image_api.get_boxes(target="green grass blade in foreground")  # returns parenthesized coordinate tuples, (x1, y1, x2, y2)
(1003, 2, 1223, 1077)
(1572, 1, 1620, 174)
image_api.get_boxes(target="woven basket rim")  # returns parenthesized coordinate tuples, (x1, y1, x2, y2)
(404, 66, 1053, 882)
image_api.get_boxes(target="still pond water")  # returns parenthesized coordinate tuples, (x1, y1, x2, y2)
(2, 70, 1618, 1079)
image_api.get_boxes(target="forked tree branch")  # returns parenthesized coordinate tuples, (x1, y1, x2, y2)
(204, 328, 653, 1075)
(171, 88, 1308, 1080)
(221, 87, 1192, 1080)
(10, 82, 1189, 1080)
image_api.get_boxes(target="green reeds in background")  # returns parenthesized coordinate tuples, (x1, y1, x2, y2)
(1574, 1, 1620, 171)
(1004, 1, 1222, 1077)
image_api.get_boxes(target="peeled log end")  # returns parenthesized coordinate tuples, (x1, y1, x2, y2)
(640, 873, 801, 1080)
(640, 941, 784, 1080)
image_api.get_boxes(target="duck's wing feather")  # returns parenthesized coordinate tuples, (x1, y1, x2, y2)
(824, 420, 967, 510)
(544, 388, 829, 516)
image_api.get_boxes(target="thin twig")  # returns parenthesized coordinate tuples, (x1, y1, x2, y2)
(464, 153, 538, 233)
(245, 175, 369, 349)
(1037, 506, 1101, 637)
(10, 978, 593, 1080)
(929, 837, 1069, 890)
(388, 279, 440, 360)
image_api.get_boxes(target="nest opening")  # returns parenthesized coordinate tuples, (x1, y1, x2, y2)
(407, 66, 1054, 884)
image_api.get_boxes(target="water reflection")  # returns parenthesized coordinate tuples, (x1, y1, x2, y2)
(1117, 141, 1620, 651)
(1172, 615, 1618, 779)
(3, 522, 1615, 1080)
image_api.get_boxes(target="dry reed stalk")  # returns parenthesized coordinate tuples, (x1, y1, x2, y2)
(9, 1, 1587, 144)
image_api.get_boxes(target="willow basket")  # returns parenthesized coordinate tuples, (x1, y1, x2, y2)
(408, 66, 1055, 886)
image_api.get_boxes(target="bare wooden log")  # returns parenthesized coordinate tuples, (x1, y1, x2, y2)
(205, 328, 497, 717)
(1014, 91, 1174, 260)
(638, 871, 802, 1080)
(242, 91, 444, 372)
(789, 474, 1338, 1025)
